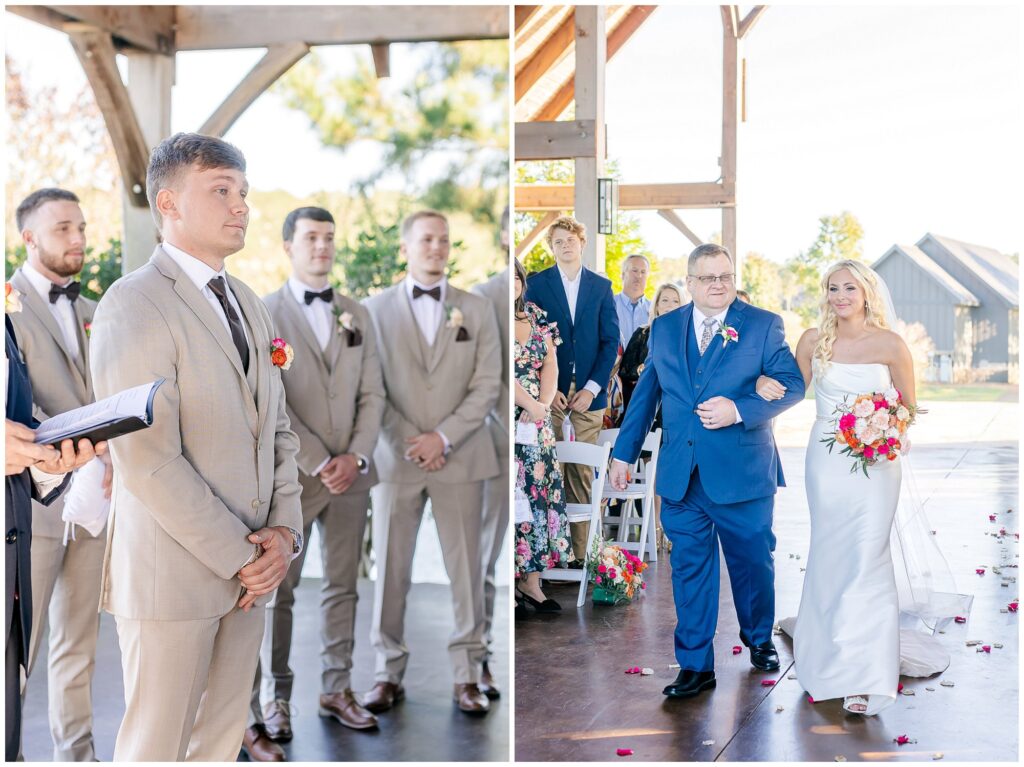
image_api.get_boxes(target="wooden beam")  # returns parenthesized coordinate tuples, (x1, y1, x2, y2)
(738, 5, 768, 40)
(515, 120, 597, 161)
(199, 43, 310, 138)
(531, 6, 657, 122)
(174, 5, 508, 50)
(515, 211, 561, 259)
(65, 24, 150, 207)
(658, 210, 703, 247)
(370, 43, 390, 78)
(721, 5, 740, 39)
(515, 9, 574, 102)
(721, 9, 740, 257)
(14, 5, 177, 53)
(573, 5, 606, 273)
(515, 6, 542, 33)
(515, 183, 734, 211)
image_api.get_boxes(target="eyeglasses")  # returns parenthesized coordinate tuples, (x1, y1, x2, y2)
(687, 273, 735, 285)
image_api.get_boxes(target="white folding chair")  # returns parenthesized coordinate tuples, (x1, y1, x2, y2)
(598, 428, 662, 562)
(540, 440, 612, 608)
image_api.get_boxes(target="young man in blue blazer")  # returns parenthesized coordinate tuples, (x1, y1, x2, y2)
(525, 216, 619, 561)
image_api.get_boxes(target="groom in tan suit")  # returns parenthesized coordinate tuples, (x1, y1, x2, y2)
(89, 133, 303, 761)
(363, 210, 501, 715)
(245, 207, 385, 758)
(9, 188, 108, 761)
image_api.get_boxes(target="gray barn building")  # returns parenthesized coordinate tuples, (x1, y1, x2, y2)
(874, 234, 1019, 384)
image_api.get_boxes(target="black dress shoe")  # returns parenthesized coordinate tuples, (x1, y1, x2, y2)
(663, 669, 716, 698)
(516, 589, 561, 613)
(740, 630, 781, 671)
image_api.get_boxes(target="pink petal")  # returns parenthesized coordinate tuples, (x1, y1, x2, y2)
(616, 748, 634, 757)
(1009, 602, 1019, 613)
(982, 645, 991, 653)
(895, 735, 911, 746)
(989, 514, 997, 522)
(807, 695, 816, 703)
(897, 683, 904, 692)
(976, 569, 986, 575)
(625, 666, 641, 674)
(954, 616, 967, 624)
(732, 646, 742, 655)
(761, 679, 777, 687)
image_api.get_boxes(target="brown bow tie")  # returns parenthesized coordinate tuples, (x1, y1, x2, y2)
(412, 285, 441, 301)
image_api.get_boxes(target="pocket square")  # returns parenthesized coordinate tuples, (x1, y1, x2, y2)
(347, 328, 363, 347)
(456, 327, 470, 342)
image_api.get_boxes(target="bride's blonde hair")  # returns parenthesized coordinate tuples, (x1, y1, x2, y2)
(813, 260, 890, 369)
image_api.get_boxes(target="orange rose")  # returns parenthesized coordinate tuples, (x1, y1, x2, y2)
(271, 348, 288, 368)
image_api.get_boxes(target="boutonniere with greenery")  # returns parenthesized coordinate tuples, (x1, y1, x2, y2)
(718, 322, 739, 345)
(5, 284, 22, 313)
(84, 321, 92, 338)
(333, 307, 362, 347)
(446, 304, 470, 341)
(270, 338, 294, 370)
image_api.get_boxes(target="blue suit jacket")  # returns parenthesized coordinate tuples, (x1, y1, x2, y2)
(526, 265, 619, 411)
(612, 300, 804, 505)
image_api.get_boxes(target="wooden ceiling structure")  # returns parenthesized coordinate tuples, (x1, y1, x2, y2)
(7, 5, 509, 271)
(514, 4, 767, 273)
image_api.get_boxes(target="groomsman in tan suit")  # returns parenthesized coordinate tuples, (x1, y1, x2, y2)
(245, 207, 385, 759)
(9, 188, 109, 761)
(470, 206, 509, 699)
(363, 210, 501, 715)
(89, 133, 303, 761)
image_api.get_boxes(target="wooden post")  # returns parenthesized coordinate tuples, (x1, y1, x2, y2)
(720, 6, 740, 278)
(122, 49, 174, 273)
(573, 5, 606, 273)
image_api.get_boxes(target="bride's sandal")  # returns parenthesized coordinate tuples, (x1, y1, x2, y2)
(843, 696, 869, 714)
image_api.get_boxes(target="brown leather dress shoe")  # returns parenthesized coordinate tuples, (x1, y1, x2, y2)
(453, 683, 490, 714)
(242, 724, 286, 762)
(319, 690, 379, 730)
(262, 700, 293, 742)
(478, 662, 501, 699)
(361, 681, 405, 713)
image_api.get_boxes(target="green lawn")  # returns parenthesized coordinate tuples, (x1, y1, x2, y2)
(804, 383, 1017, 402)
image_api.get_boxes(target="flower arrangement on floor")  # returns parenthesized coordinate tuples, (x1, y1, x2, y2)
(587, 537, 648, 605)
(821, 387, 924, 476)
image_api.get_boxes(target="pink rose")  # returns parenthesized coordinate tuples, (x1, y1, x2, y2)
(863, 446, 875, 459)
(598, 564, 607, 574)
(839, 413, 856, 430)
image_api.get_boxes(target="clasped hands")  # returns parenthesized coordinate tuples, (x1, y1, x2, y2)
(320, 453, 359, 495)
(237, 526, 295, 611)
(5, 418, 107, 477)
(553, 389, 594, 414)
(405, 431, 446, 472)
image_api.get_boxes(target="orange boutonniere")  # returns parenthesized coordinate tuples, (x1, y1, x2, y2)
(270, 338, 294, 370)
(5, 283, 22, 313)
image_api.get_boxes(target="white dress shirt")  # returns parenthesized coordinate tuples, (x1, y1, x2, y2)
(162, 241, 250, 347)
(22, 261, 80, 362)
(692, 304, 743, 424)
(403, 275, 451, 452)
(556, 264, 602, 398)
(287, 277, 332, 351)
(404, 275, 446, 346)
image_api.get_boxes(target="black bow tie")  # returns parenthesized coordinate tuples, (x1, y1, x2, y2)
(49, 281, 81, 304)
(304, 288, 333, 305)
(412, 285, 442, 301)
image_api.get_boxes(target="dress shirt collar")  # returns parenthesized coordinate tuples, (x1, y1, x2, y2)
(22, 261, 71, 302)
(556, 262, 584, 285)
(162, 241, 228, 293)
(692, 303, 729, 330)
(288, 276, 331, 305)
(405, 274, 447, 302)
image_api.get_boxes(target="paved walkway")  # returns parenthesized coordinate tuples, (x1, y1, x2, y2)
(515, 401, 1018, 762)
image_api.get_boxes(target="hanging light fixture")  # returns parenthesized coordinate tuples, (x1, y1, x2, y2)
(597, 178, 618, 235)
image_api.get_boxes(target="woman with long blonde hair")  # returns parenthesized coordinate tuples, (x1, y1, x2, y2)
(763, 259, 946, 716)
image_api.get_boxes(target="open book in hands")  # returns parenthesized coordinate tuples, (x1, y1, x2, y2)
(34, 379, 164, 447)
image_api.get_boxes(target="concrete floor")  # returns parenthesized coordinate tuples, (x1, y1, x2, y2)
(22, 579, 510, 762)
(515, 401, 1019, 762)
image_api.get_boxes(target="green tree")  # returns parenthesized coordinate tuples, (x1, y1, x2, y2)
(783, 211, 865, 323)
(6, 238, 122, 299)
(741, 251, 784, 311)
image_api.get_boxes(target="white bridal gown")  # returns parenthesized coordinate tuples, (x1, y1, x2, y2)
(787, 362, 948, 716)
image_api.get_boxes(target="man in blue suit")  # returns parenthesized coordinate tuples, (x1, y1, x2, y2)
(609, 244, 804, 698)
(526, 216, 619, 560)
(6, 314, 103, 759)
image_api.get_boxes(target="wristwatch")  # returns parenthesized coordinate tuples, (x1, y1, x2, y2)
(354, 453, 369, 473)
(284, 526, 303, 556)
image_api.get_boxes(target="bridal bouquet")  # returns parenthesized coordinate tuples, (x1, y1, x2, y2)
(821, 387, 923, 476)
(587, 538, 648, 605)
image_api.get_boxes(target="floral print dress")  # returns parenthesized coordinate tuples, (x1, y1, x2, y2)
(515, 302, 573, 576)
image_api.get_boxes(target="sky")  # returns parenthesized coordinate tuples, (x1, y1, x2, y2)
(603, 4, 1021, 265)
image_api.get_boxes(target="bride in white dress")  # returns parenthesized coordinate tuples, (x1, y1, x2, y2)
(765, 260, 967, 717)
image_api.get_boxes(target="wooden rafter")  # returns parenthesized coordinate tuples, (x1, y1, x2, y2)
(66, 23, 150, 207)
(516, 183, 733, 211)
(514, 6, 542, 33)
(199, 42, 310, 137)
(721, 5, 739, 39)
(516, 120, 598, 161)
(515, 9, 575, 102)
(658, 210, 703, 247)
(10, 4, 175, 53)
(529, 6, 657, 122)
(515, 211, 561, 259)
(738, 5, 768, 39)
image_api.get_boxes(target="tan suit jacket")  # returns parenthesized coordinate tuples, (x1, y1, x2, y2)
(8, 268, 96, 538)
(364, 283, 501, 485)
(89, 246, 302, 621)
(471, 269, 509, 457)
(263, 284, 385, 496)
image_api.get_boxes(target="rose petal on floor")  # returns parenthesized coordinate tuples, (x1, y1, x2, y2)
(616, 748, 634, 757)
(761, 679, 777, 687)
(732, 646, 743, 655)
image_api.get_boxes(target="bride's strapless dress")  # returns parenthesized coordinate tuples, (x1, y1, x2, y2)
(782, 362, 948, 716)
